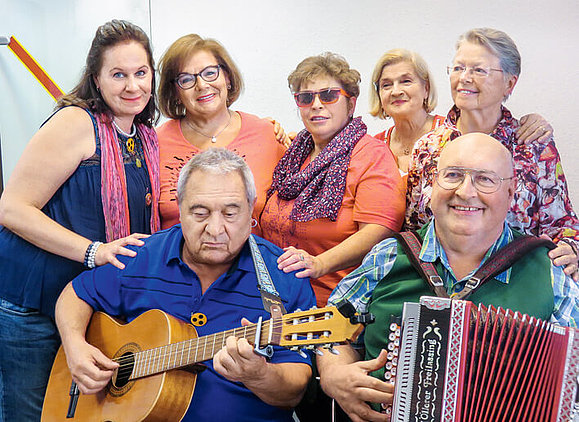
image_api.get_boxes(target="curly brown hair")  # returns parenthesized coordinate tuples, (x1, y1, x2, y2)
(288, 52, 360, 98)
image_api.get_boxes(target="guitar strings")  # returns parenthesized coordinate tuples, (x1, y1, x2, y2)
(112, 314, 338, 376)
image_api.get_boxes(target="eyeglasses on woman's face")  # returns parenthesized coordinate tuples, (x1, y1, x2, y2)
(174, 65, 221, 90)
(293, 88, 350, 107)
(446, 64, 503, 79)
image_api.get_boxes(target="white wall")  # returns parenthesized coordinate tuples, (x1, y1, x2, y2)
(1, 0, 578, 203)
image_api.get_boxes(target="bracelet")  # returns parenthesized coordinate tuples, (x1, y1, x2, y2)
(84, 241, 103, 269)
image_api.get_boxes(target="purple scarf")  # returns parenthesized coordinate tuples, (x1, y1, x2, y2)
(96, 114, 160, 242)
(269, 116, 367, 222)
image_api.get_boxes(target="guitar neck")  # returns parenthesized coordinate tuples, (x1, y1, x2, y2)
(127, 320, 274, 381)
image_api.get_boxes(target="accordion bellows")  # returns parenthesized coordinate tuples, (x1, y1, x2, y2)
(391, 297, 579, 422)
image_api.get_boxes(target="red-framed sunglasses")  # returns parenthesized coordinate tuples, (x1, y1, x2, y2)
(293, 88, 350, 107)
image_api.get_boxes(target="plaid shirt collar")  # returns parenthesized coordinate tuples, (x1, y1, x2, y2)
(419, 220, 513, 286)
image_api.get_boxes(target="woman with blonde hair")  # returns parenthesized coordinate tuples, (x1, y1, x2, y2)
(369, 48, 445, 176)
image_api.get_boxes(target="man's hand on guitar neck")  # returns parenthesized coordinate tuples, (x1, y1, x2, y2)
(213, 317, 312, 408)
(317, 346, 393, 422)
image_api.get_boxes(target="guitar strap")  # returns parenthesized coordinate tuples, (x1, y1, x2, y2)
(395, 231, 556, 301)
(248, 235, 287, 314)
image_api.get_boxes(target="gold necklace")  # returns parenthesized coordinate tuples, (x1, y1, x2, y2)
(185, 111, 232, 143)
(391, 128, 412, 155)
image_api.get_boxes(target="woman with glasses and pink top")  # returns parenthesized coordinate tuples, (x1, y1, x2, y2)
(405, 27, 579, 279)
(156, 34, 287, 234)
(259, 52, 405, 308)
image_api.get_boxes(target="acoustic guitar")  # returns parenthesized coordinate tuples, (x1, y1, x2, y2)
(41, 306, 365, 421)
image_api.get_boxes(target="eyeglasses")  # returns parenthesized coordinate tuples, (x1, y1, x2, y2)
(174, 65, 221, 90)
(293, 88, 350, 107)
(446, 64, 504, 79)
(435, 167, 514, 194)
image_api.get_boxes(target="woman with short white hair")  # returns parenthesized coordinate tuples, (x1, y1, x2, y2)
(406, 27, 579, 278)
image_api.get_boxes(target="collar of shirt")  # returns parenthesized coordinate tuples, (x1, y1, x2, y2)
(446, 105, 518, 146)
(419, 220, 513, 293)
(164, 224, 255, 276)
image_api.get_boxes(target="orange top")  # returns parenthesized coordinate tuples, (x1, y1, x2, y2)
(259, 134, 405, 306)
(157, 112, 286, 234)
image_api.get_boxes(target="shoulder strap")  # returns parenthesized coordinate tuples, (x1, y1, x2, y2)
(248, 235, 286, 314)
(453, 235, 556, 300)
(394, 232, 449, 298)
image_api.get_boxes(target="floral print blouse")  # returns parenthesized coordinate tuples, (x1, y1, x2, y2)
(405, 106, 579, 244)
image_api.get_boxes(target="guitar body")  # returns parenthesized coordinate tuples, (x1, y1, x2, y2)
(42, 309, 199, 422)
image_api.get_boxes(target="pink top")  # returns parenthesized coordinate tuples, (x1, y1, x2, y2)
(157, 112, 286, 234)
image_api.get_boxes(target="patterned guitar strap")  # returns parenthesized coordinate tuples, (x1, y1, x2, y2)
(394, 231, 556, 301)
(248, 235, 287, 314)
(247, 235, 288, 359)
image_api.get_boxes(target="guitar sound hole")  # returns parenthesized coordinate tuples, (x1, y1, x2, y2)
(112, 351, 134, 388)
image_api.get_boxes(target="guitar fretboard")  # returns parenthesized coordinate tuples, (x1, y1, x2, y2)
(126, 320, 271, 380)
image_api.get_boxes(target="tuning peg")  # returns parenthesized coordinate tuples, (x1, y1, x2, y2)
(291, 346, 308, 359)
(313, 347, 324, 356)
(328, 346, 340, 355)
(309, 305, 318, 310)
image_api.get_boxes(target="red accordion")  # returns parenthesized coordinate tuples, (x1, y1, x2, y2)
(390, 297, 579, 422)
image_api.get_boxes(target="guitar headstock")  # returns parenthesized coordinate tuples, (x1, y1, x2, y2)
(277, 306, 365, 348)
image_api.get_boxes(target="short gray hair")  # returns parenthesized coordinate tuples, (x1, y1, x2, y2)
(177, 148, 257, 207)
(456, 28, 521, 78)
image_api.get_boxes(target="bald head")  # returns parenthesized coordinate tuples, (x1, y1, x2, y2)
(431, 132, 517, 249)
(438, 133, 513, 176)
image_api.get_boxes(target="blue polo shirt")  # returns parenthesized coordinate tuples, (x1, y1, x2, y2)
(72, 225, 315, 421)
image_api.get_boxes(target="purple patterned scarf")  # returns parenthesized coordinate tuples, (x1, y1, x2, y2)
(268, 116, 367, 222)
(96, 114, 160, 242)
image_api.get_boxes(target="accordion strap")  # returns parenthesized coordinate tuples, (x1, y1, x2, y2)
(395, 232, 449, 298)
(395, 231, 556, 301)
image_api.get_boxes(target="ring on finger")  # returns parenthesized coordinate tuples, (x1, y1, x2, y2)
(299, 254, 305, 261)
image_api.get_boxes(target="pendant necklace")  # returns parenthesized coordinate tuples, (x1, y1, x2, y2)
(112, 120, 142, 167)
(391, 128, 411, 155)
(112, 120, 137, 154)
(185, 111, 232, 143)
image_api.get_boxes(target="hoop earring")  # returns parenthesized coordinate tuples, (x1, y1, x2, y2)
(251, 218, 258, 228)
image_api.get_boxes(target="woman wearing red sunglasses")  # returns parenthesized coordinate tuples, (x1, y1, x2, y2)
(260, 52, 405, 308)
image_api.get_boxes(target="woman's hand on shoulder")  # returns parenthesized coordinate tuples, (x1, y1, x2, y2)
(94, 233, 149, 269)
(542, 234, 579, 281)
(266, 117, 295, 148)
(516, 113, 553, 145)
(277, 246, 323, 279)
